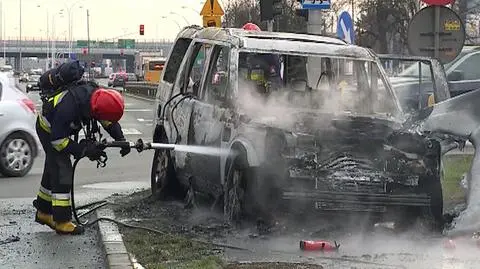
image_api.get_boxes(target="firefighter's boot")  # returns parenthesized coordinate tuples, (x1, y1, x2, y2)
(55, 222, 85, 235)
(34, 211, 56, 230)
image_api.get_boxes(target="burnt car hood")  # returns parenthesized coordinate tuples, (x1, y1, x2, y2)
(247, 110, 431, 188)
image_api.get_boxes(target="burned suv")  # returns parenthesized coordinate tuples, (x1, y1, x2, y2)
(152, 26, 444, 230)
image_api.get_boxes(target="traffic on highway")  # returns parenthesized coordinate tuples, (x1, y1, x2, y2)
(1, 0, 480, 268)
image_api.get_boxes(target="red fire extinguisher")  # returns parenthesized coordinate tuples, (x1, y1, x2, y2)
(300, 240, 340, 251)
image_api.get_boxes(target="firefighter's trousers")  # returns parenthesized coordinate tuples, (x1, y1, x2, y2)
(35, 117, 74, 222)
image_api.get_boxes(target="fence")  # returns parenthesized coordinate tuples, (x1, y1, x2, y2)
(123, 82, 158, 98)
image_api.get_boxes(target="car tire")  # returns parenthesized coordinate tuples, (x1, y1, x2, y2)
(420, 176, 444, 232)
(150, 148, 184, 200)
(223, 150, 262, 225)
(0, 132, 34, 177)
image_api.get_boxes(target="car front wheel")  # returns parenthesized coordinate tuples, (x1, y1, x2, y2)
(150, 148, 184, 200)
(0, 133, 34, 177)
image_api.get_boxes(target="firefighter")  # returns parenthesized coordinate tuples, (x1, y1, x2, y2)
(33, 82, 130, 235)
(240, 23, 282, 94)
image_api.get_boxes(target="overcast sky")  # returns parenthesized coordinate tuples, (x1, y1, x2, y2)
(0, 0, 228, 41)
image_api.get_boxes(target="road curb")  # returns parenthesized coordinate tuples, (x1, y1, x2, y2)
(123, 92, 155, 103)
(95, 208, 134, 269)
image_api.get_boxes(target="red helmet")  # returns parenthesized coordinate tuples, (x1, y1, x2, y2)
(242, 23, 261, 31)
(90, 88, 125, 122)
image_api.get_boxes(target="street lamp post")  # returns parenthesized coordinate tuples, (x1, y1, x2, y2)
(51, 11, 64, 69)
(181, 6, 200, 14)
(169, 12, 190, 26)
(0, 0, 4, 61)
(19, 0, 22, 71)
(37, 5, 50, 70)
(161, 16, 182, 30)
(62, 0, 84, 57)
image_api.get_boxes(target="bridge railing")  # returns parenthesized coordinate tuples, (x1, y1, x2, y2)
(2, 39, 173, 50)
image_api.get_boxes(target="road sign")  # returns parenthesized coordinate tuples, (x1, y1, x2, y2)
(337, 11, 355, 44)
(200, 0, 224, 16)
(77, 40, 88, 47)
(408, 5, 465, 64)
(421, 0, 454, 5)
(203, 16, 222, 27)
(301, 0, 331, 10)
(118, 39, 135, 49)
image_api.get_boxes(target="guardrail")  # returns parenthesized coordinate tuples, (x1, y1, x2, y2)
(123, 81, 158, 98)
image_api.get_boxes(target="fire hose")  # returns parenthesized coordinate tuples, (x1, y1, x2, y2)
(69, 138, 251, 251)
(71, 138, 176, 226)
(68, 139, 411, 267)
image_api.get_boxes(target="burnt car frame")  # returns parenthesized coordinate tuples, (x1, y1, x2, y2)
(152, 26, 447, 230)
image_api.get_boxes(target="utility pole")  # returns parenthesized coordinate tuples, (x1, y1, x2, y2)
(3, 3, 6, 61)
(87, 9, 91, 80)
(351, 0, 355, 25)
(46, 10, 49, 71)
(0, 0, 3, 63)
(19, 0, 22, 71)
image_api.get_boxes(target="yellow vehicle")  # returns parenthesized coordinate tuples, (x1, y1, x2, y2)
(144, 59, 166, 83)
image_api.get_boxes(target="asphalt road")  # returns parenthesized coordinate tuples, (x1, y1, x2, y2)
(0, 81, 155, 268)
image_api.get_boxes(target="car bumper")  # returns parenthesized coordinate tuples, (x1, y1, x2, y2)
(282, 188, 431, 213)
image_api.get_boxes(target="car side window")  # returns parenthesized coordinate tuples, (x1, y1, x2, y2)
(202, 45, 230, 105)
(455, 53, 480, 81)
(179, 42, 211, 96)
(163, 38, 192, 83)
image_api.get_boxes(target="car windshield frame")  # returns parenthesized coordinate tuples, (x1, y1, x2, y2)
(233, 48, 403, 120)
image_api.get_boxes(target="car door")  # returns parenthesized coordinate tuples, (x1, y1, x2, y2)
(378, 54, 450, 111)
(164, 41, 212, 182)
(186, 43, 232, 195)
(447, 52, 480, 97)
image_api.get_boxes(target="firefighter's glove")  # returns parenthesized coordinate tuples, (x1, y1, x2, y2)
(117, 138, 131, 157)
(80, 139, 107, 161)
(120, 146, 130, 157)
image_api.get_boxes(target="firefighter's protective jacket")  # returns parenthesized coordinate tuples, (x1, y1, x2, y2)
(37, 82, 125, 158)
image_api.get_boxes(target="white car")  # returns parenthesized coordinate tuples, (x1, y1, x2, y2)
(0, 73, 41, 177)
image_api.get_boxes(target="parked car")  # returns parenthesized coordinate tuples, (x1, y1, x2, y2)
(0, 73, 40, 177)
(19, 73, 29, 83)
(151, 26, 450, 230)
(28, 74, 41, 83)
(108, 73, 126, 87)
(126, 73, 138, 82)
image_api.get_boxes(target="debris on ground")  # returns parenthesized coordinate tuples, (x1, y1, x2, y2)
(0, 235, 20, 245)
(224, 262, 324, 269)
(299, 240, 340, 251)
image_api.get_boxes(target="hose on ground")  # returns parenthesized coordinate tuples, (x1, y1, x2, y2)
(70, 154, 409, 268)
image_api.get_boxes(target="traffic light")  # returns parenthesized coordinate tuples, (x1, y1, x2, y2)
(139, 24, 144, 35)
(260, 0, 282, 21)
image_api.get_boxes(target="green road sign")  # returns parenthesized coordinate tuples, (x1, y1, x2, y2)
(76, 40, 88, 47)
(98, 41, 115, 48)
(118, 39, 135, 49)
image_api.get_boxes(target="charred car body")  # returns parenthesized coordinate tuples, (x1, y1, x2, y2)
(152, 26, 445, 230)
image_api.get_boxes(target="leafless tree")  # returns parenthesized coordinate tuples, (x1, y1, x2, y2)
(223, 0, 307, 33)
(354, 0, 420, 54)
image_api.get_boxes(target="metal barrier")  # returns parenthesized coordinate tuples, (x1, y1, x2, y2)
(123, 81, 158, 98)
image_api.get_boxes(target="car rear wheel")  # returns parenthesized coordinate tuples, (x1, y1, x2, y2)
(0, 133, 34, 177)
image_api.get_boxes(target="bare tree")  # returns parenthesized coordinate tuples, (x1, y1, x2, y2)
(223, 0, 307, 33)
(355, 0, 419, 54)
